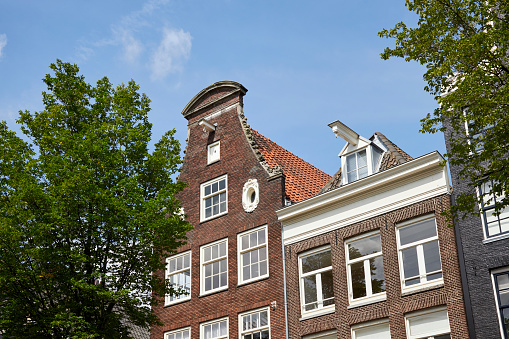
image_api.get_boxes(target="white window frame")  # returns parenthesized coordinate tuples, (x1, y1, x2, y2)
(491, 266, 509, 339)
(298, 245, 335, 318)
(396, 215, 443, 293)
(238, 225, 269, 285)
(201, 317, 228, 339)
(341, 144, 384, 185)
(165, 251, 192, 305)
(207, 140, 220, 164)
(200, 175, 228, 222)
(405, 306, 451, 339)
(351, 318, 391, 339)
(200, 238, 228, 295)
(478, 179, 509, 239)
(165, 327, 191, 339)
(238, 307, 270, 339)
(345, 230, 386, 306)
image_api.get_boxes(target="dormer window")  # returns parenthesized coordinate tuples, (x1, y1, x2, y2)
(328, 120, 387, 185)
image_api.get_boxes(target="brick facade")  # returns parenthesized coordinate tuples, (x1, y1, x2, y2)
(283, 195, 469, 338)
(151, 82, 287, 339)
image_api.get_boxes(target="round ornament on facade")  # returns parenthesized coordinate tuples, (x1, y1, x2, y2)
(242, 179, 259, 212)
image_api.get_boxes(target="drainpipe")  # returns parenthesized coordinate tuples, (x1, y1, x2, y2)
(281, 221, 290, 339)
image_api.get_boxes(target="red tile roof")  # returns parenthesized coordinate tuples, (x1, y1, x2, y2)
(251, 129, 331, 203)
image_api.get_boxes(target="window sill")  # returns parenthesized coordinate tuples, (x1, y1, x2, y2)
(401, 281, 444, 297)
(347, 294, 386, 309)
(200, 211, 228, 224)
(207, 159, 220, 166)
(299, 306, 335, 321)
(199, 286, 228, 298)
(483, 232, 509, 244)
(237, 274, 270, 287)
(164, 297, 191, 307)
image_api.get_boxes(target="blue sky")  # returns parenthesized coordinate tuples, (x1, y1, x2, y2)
(0, 0, 443, 176)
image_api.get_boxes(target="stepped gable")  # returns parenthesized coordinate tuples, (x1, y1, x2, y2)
(250, 129, 331, 203)
(319, 132, 413, 194)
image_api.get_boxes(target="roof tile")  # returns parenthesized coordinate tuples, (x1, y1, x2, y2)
(251, 129, 331, 203)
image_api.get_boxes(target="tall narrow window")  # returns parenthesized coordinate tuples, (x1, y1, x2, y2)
(165, 251, 191, 305)
(201, 239, 228, 294)
(201, 318, 228, 339)
(239, 308, 270, 339)
(346, 149, 368, 183)
(238, 226, 268, 284)
(201, 175, 227, 222)
(165, 327, 191, 339)
(346, 232, 385, 304)
(493, 269, 509, 339)
(299, 246, 334, 316)
(397, 216, 443, 291)
(479, 179, 509, 237)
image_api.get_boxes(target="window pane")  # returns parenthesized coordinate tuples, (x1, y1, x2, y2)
(219, 241, 226, 257)
(258, 229, 266, 244)
(497, 274, 509, 290)
(220, 320, 227, 335)
(346, 154, 356, 172)
(303, 275, 317, 305)
(321, 270, 334, 301)
(243, 315, 250, 331)
(423, 240, 441, 274)
(260, 260, 268, 276)
(402, 247, 419, 280)
(260, 311, 268, 326)
(183, 253, 190, 268)
(370, 256, 386, 294)
(358, 166, 368, 179)
(211, 182, 218, 193)
(357, 150, 367, 167)
(503, 308, 509, 338)
(205, 185, 211, 196)
(219, 179, 225, 190)
(301, 250, 331, 274)
(351, 261, 366, 299)
(261, 330, 269, 339)
(348, 234, 381, 259)
(242, 234, 249, 251)
(399, 218, 437, 246)
(250, 232, 258, 247)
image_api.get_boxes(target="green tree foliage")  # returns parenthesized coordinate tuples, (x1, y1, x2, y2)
(379, 0, 509, 218)
(0, 60, 193, 338)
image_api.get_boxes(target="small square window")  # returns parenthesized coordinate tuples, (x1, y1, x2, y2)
(201, 175, 228, 222)
(239, 307, 270, 339)
(238, 226, 268, 284)
(165, 251, 191, 305)
(201, 239, 228, 295)
(201, 317, 228, 339)
(208, 141, 220, 164)
(165, 327, 191, 339)
(299, 246, 334, 316)
(397, 216, 443, 292)
(345, 231, 385, 305)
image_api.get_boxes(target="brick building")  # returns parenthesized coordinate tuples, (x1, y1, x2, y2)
(443, 118, 509, 338)
(277, 121, 469, 339)
(151, 81, 331, 339)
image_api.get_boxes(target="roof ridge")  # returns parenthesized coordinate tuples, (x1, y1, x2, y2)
(374, 131, 413, 164)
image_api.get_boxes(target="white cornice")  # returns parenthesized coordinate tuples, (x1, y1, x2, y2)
(277, 152, 451, 244)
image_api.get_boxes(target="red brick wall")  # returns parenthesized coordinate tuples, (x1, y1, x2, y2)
(284, 195, 469, 339)
(151, 89, 287, 339)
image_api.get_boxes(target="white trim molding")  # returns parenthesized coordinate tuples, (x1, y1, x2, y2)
(278, 152, 450, 245)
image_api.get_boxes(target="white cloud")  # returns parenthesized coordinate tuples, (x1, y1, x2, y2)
(0, 34, 7, 58)
(114, 28, 143, 63)
(150, 28, 192, 80)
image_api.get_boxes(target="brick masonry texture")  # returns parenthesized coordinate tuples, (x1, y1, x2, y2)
(151, 86, 287, 339)
(443, 117, 509, 339)
(284, 195, 469, 339)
